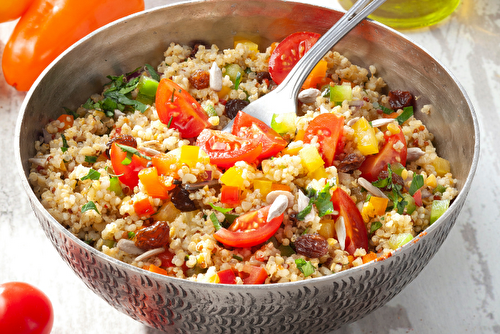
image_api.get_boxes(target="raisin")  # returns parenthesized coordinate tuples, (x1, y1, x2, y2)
(134, 221, 170, 250)
(224, 99, 249, 119)
(378, 170, 404, 189)
(189, 69, 210, 89)
(295, 233, 328, 258)
(388, 90, 413, 110)
(188, 40, 210, 58)
(171, 186, 198, 212)
(337, 153, 365, 173)
(255, 71, 271, 83)
(105, 135, 137, 159)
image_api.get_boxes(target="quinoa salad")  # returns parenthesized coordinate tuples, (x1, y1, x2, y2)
(28, 32, 458, 284)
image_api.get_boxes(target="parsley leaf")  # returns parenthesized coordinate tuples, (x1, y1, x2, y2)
(232, 254, 243, 261)
(234, 72, 242, 90)
(116, 144, 152, 162)
(82, 201, 100, 214)
(210, 213, 222, 231)
(63, 107, 78, 118)
(396, 106, 413, 125)
(209, 203, 232, 214)
(61, 134, 69, 153)
(370, 221, 382, 233)
(107, 176, 123, 196)
(297, 182, 335, 220)
(85, 155, 98, 164)
(295, 258, 315, 277)
(81, 169, 101, 181)
(409, 174, 424, 196)
(145, 64, 161, 81)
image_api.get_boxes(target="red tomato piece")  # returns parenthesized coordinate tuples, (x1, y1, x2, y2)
(358, 127, 407, 182)
(331, 188, 369, 255)
(156, 78, 210, 138)
(268, 31, 321, 85)
(221, 185, 240, 207)
(195, 129, 262, 168)
(134, 197, 155, 216)
(413, 189, 423, 207)
(217, 269, 237, 284)
(213, 205, 283, 248)
(239, 265, 268, 284)
(304, 113, 344, 166)
(232, 111, 287, 160)
(110, 143, 150, 189)
(157, 249, 176, 267)
(0, 282, 54, 334)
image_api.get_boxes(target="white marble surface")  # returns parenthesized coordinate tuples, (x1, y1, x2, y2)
(0, 0, 498, 333)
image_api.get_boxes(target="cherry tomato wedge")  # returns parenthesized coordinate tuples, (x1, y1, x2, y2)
(331, 188, 369, 255)
(196, 129, 262, 168)
(217, 269, 237, 284)
(358, 126, 407, 182)
(304, 113, 344, 166)
(0, 282, 54, 334)
(134, 197, 155, 216)
(232, 111, 287, 160)
(110, 142, 150, 189)
(156, 78, 210, 138)
(268, 31, 321, 85)
(239, 265, 268, 284)
(214, 205, 283, 248)
(221, 185, 241, 207)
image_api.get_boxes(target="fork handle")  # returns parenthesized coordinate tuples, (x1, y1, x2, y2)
(274, 0, 387, 99)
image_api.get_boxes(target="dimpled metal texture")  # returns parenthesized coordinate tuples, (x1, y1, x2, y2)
(17, 1, 479, 333)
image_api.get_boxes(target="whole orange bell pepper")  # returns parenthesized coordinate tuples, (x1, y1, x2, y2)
(2, 0, 145, 91)
(0, 0, 34, 23)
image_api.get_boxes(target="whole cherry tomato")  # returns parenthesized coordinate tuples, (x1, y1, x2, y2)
(0, 0, 34, 23)
(2, 0, 145, 91)
(0, 282, 54, 334)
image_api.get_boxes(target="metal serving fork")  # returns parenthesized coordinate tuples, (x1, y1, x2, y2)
(222, 0, 386, 132)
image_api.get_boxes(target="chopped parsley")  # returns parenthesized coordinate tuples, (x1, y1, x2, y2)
(209, 203, 232, 214)
(144, 64, 161, 81)
(372, 164, 407, 214)
(107, 176, 123, 196)
(232, 254, 243, 261)
(61, 134, 69, 153)
(396, 106, 414, 125)
(116, 144, 151, 166)
(167, 115, 174, 128)
(370, 221, 382, 233)
(63, 107, 78, 118)
(81, 201, 100, 214)
(295, 258, 315, 277)
(210, 212, 222, 231)
(297, 182, 335, 220)
(81, 169, 101, 181)
(409, 174, 424, 196)
(85, 155, 98, 164)
(234, 72, 242, 90)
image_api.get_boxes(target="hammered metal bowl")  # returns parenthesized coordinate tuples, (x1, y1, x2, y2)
(16, 0, 479, 333)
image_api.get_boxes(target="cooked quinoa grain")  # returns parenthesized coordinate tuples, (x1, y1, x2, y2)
(29, 36, 458, 284)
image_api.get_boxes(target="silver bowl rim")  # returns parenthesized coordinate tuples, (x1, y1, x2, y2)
(15, 0, 480, 290)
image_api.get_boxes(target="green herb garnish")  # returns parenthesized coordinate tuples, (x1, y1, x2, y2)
(396, 106, 413, 125)
(116, 144, 152, 164)
(144, 64, 161, 81)
(372, 164, 406, 214)
(295, 258, 315, 277)
(232, 254, 243, 261)
(234, 72, 242, 90)
(370, 221, 382, 233)
(167, 115, 173, 128)
(209, 203, 232, 214)
(85, 156, 98, 164)
(297, 182, 335, 220)
(61, 134, 69, 153)
(63, 107, 78, 118)
(210, 212, 222, 231)
(409, 174, 424, 196)
(127, 231, 136, 239)
(81, 168, 101, 181)
(81, 201, 100, 214)
(107, 176, 123, 196)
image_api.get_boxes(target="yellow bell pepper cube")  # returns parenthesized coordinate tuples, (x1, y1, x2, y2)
(370, 196, 389, 216)
(352, 117, 379, 155)
(220, 167, 245, 189)
(432, 157, 451, 177)
(309, 165, 328, 180)
(254, 179, 273, 197)
(233, 38, 259, 52)
(179, 145, 201, 167)
(299, 145, 324, 173)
